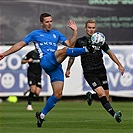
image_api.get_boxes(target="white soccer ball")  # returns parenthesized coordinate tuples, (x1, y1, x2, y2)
(91, 32, 105, 46)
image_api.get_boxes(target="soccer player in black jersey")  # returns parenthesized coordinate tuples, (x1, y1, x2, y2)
(65, 20, 124, 123)
(21, 49, 42, 110)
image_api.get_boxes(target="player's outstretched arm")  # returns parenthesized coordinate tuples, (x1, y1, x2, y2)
(107, 50, 124, 75)
(21, 58, 33, 64)
(66, 20, 78, 48)
(0, 41, 26, 60)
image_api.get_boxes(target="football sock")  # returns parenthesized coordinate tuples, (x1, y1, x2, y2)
(28, 91, 34, 105)
(66, 48, 87, 57)
(42, 94, 60, 115)
(91, 93, 100, 100)
(100, 96, 115, 117)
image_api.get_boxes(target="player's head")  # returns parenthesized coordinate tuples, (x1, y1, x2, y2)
(40, 13, 52, 31)
(85, 20, 96, 36)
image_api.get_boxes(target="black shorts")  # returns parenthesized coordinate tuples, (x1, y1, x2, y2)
(84, 71, 109, 91)
(28, 73, 42, 88)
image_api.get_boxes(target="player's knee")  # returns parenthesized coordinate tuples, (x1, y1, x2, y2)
(35, 91, 40, 96)
(35, 93, 39, 96)
(35, 88, 41, 96)
(30, 85, 37, 92)
(54, 92, 62, 99)
(98, 93, 105, 98)
(95, 86, 106, 98)
(106, 96, 110, 101)
(30, 88, 36, 93)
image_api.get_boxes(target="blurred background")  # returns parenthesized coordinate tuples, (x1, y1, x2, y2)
(0, 0, 133, 44)
(0, 0, 133, 101)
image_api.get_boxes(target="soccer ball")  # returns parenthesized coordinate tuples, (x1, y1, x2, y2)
(91, 32, 105, 46)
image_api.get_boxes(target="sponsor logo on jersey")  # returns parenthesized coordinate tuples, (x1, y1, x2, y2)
(102, 80, 108, 84)
(53, 34, 56, 38)
(92, 82, 97, 87)
(40, 34, 44, 37)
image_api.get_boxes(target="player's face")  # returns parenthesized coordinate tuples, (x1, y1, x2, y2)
(85, 23, 96, 36)
(41, 16, 52, 31)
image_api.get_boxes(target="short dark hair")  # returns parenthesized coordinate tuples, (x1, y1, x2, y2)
(40, 13, 51, 22)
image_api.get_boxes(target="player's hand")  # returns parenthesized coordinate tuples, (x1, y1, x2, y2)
(0, 53, 6, 60)
(118, 65, 124, 75)
(65, 69, 71, 78)
(67, 20, 77, 32)
(28, 58, 33, 62)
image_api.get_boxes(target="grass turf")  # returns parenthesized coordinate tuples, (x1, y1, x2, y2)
(0, 100, 132, 133)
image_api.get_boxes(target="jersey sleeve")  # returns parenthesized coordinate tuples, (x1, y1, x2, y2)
(75, 37, 87, 48)
(23, 31, 35, 45)
(57, 31, 68, 45)
(75, 38, 81, 48)
(101, 42, 110, 53)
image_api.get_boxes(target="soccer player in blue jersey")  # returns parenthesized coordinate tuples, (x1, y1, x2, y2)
(0, 13, 92, 128)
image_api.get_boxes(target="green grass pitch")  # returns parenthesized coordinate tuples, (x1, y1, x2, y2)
(0, 100, 132, 133)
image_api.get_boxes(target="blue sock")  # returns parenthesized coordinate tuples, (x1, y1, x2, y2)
(66, 48, 86, 57)
(42, 94, 60, 115)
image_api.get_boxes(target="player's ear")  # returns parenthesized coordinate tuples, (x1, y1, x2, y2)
(85, 27, 87, 31)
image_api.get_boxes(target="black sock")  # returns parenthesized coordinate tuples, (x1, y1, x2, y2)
(91, 94, 100, 100)
(100, 96, 115, 117)
(28, 92, 34, 105)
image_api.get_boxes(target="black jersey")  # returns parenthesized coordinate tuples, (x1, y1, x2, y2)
(22, 50, 42, 76)
(75, 36, 110, 73)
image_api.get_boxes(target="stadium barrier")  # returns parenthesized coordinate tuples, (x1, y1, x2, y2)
(0, 45, 132, 98)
